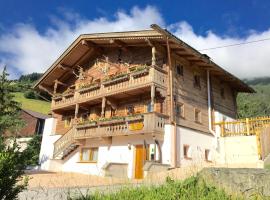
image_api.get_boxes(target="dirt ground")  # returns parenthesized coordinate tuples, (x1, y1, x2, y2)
(25, 171, 140, 189)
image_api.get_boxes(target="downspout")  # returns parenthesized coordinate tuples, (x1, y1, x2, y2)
(166, 37, 178, 168)
(207, 70, 216, 136)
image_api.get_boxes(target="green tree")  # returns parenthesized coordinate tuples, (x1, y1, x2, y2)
(0, 67, 33, 199)
(0, 67, 24, 133)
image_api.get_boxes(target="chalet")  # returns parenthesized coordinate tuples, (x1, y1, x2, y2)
(4, 109, 49, 137)
(36, 24, 270, 179)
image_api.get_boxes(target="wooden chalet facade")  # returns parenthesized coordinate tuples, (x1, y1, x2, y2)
(36, 24, 256, 179)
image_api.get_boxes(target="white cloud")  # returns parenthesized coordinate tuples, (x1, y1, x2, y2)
(1, 5, 270, 79)
(0, 6, 164, 77)
(169, 22, 270, 78)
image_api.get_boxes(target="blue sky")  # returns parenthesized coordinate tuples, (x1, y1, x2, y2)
(1, 0, 270, 78)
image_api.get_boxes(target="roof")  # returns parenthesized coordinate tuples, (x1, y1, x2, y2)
(22, 109, 50, 120)
(34, 24, 254, 93)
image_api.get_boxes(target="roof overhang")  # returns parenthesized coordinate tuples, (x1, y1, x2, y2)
(34, 24, 255, 94)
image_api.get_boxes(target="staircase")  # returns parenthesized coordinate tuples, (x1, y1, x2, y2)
(53, 127, 79, 159)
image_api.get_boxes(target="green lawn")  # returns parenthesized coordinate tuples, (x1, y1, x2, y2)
(13, 92, 51, 115)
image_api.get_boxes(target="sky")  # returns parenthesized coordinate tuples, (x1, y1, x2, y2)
(1, 0, 270, 79)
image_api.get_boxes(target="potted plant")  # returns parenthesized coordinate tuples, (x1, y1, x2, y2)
(131, 65, 149, 78)
(98, 116, 125, 125)
(78, 82, 101, 93)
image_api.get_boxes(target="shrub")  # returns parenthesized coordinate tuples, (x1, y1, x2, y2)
(0, 136, 34, 200)
(26, 135, 42, 166)
(24, 90, 38, 99)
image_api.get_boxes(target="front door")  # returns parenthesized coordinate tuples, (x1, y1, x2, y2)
(135, 145, 147, 179)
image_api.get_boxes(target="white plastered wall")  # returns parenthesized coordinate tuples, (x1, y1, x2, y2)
(58, 134, 161, 178)
(39, 118, 62, 171)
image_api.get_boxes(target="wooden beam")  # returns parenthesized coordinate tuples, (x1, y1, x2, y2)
(38, 85, 53, 96)
(81, 39, 103, 54)
(54, 79, 67, 86)
(109, 39, 128, 51)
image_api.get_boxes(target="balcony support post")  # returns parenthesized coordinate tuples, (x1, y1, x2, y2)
(75, 103, 79, 121)
(151, 85, 155, 112)
(101, 97, 106, 117)
(152, 46, 156, 66)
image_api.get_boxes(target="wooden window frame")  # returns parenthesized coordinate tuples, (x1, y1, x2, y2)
(176, 64, 184, 76)
(194, 108, 202, 124)
(176, 103, 185, 119)
(220, 87, 225, 99)
(183, 145, 192, 160)
(79, 147, 98, 163)
(193, 74, 201, 89)
(64, 116, 72, 128)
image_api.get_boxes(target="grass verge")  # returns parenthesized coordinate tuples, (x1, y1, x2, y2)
(71, 176, 243, 200)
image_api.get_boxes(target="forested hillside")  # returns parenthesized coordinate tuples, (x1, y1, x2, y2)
(11, 73, 51, 114)
(237, 77, 270, 118)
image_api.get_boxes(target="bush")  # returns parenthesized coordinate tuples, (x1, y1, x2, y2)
(24, 90, 39, 99)
(26, 135, 42, 166)
(0, 136, 34, 200)
(71, 176, 242, 200)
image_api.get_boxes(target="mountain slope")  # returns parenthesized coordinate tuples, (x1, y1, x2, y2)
(13, 92, 51, 115)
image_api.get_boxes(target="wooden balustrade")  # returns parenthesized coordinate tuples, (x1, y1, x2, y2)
(53, 127, 76, 159)
(214, 116, 270, 137)
(51, 66, 167, 110)
(74, 112, 168, 139)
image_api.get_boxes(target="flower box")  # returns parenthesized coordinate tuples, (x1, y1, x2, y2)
(52, 94, 62, 100)
(98, 117, 125, 125)
(131, 68, 149, 78)
(76, 121, 97, 129)
(62, 92, 74, 97)
(103, 74, 129, 86)
(126, 114, 144, 122)
(78, 83, 100, 93)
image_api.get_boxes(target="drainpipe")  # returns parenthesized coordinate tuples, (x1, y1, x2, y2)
(207, 70, 218, 151)
(166, 37, 178, 168)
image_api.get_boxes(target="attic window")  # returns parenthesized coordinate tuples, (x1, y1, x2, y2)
(193, 74, 201, 89)
(176, 64, 184, 76)
(220, 87, 225, 99)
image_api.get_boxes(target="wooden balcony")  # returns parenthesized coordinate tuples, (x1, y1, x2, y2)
(74, 112, 168, 139)
(51, 66, 167, 110)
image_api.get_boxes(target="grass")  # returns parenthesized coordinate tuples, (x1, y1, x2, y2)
(71, 176, 243, 200)
(13, 92, 51, 115)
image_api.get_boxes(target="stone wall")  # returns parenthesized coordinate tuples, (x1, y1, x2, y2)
(199, 168, 270, 197)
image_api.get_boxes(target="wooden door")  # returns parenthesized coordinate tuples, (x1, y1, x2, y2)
(135, 145, 146, 179)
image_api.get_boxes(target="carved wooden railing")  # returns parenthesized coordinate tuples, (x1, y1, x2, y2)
(51, 66, 167, 109)
(53, 127, 76, 159)
(214, 116, 270, 159)
(74, 112, 168, 139)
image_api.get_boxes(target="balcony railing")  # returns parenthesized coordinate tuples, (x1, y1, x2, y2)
(74, 112, 168, 139)
(214, 116, 270, 137)
(51, 66, 167, 109)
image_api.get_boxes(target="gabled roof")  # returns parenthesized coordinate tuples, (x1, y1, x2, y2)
(22, 109, 50, 120)
(34, 24, 254, 93)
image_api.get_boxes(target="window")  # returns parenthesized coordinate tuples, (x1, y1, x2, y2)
(176, 64, 184, 76)
(64, 116, 72, 128)
(194, 109, 201, 123)
(147, 102, 152, 112)
(220, 87, 225, 99)
(176, 103, 185, 118)
(80, 148, 98, 162)
(183, 145, 191, 159)
(193, 74, 201, 89)
(127, 105, 135, 115)
(205, 149, 211, 162)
